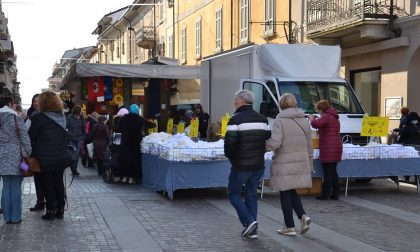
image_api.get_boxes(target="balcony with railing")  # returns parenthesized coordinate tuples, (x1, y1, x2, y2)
(135, 27, 155, 49)
(306, 0, 409, 47)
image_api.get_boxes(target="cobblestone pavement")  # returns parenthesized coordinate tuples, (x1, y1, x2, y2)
(1, 165, 420, 251)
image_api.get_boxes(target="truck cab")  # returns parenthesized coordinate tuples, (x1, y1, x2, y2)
(242, 78, 368, 145)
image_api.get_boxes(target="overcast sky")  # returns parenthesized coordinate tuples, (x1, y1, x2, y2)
(3, 0, 133, 105)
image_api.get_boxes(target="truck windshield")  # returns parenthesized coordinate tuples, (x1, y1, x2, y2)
(277, 81, 364, 114)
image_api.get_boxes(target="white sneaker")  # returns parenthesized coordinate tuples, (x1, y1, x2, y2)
(121, 177, 128, 183)
(277, 227, 296, 236)
(300, 214, 311, 234)
(128, 177, 136, 184)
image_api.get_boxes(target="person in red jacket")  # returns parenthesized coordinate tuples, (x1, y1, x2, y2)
(309, 100, 343, 200)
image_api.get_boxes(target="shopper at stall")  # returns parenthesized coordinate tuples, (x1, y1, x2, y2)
(26, 94, 46, 212)
(82, 112, 99, 168)
(194, 104, 210, 139)
(66, 105, 85, 176)
(119, 104, 155, 184)
(92, 116, 110, 176)
(224, 90, 270, 239)
(29, 91, 70, 220)
(266, 93, 313, 236)
(309, 100, 343, 200)
(399, 107, 410, 129)
(0, 96, 32, 224)
(113, 108, 129, 133)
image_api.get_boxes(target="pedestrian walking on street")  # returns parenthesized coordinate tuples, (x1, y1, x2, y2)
(113, 108, 129, 133)
(66, 105, 85, 176)
(224, 90, 270, 239)
(266, 93, 313, 236)
(0, 96, 32, 224)
(119, 104, 155, 184)
(25, 94, 46, 212)
(309, 100, 343, 200)
(92, 116, 110, 176)
(82, 112, 98, 168)
(29, 91, 70, 220)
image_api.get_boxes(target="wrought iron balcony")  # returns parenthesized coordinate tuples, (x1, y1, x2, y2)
(307, 0, 409, 47)
(135, 27, 155, 49)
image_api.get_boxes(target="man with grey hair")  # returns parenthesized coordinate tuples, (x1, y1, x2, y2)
(224, 89, 271, 239)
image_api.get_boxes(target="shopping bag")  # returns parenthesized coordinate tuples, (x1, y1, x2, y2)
(87, 143, 94, 159)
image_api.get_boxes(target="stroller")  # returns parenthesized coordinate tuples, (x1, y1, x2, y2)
(102, 132, 121, 183)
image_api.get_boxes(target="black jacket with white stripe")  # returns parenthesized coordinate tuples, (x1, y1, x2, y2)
(224, 104, 271, 171)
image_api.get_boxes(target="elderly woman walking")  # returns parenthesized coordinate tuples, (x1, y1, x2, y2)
(309, 100, 343, 200)
(29, 91, 70, 220)
(0, 97, 32, 224)
(266, 93, 313, 236)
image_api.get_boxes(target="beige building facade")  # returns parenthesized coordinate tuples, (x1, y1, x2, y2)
(307, 0, 420, 130)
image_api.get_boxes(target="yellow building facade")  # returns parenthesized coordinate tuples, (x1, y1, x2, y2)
(174, 0, 303, 66)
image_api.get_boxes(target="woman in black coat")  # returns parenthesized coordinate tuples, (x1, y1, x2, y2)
(118, 104, 155, 184)
(397, 112, 420, 145)
(29, 91, 70, 220)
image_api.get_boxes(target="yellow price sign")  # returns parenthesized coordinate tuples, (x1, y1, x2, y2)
(219, 113, 231, 138)
(177, 121, 185, 134)
(188, 118, 199, 138)
(166, 118, 174, 135)
(361, 116, 389, 137)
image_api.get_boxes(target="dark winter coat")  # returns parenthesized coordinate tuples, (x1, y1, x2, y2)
(197, 112, 209, 138)
(224, 104, 271, 171)
(119, 113, 155, 177)
(29, 112, 70, 172)
(66, 114, 85, 142)
(0, 106, 32, 175)
(92, 122, 110, 160)
(310, 108, 343, 163)
(85, 116, 98, 143)
(397, 122, 420, 145)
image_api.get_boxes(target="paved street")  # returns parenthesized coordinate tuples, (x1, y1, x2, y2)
(1, 164, 420, 252)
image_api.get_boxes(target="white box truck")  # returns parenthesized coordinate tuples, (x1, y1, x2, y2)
(200, 44, 368, 144)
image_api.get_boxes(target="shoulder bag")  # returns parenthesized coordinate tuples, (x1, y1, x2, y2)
(14, 116, 40, 175)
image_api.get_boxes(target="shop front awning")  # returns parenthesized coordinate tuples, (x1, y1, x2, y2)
(75, 63, 200, 79)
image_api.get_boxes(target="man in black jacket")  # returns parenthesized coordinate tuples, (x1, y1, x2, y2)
(224, 89, 270, 239)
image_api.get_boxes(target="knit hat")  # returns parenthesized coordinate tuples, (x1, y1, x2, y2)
(129, 104, 139, 114)
(117, 108, 129, 116)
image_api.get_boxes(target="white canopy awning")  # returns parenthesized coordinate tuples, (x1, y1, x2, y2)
(75, 63, 200, 79)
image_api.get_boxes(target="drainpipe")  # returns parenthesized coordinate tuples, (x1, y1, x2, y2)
(123, 16, 134, 64)
(288, 0, 292, 44)
(112, 24, 122, 64)
(231, 0, 233, 49)
(172, 2, 175, 58)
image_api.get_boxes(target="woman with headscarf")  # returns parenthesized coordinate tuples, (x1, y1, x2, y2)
(29, 91, 70, 220)
(0, 97, 32, 224)
(118, 104, 155, 184)
(25, 94, 47, 212)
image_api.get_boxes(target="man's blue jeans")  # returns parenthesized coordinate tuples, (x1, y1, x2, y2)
(228, 169, 264, 227)
(70, 140, 82, 173)
(1, 175, 23, 222)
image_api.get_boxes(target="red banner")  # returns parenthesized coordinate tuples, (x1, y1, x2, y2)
(87, 77, 105, 102)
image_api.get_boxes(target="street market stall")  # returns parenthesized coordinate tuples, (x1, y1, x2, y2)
(140, 133, 420, 199)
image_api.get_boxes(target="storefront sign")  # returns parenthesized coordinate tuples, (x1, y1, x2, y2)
(361, 116, 389, 137)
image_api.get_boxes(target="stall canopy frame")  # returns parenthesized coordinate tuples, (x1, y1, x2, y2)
(75, 63, 200, 79)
